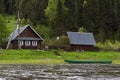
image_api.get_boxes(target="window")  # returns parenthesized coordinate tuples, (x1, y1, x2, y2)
(32, 41, 37, 46)
(20, 40, 24, 46)
(25, 41, 31, 46)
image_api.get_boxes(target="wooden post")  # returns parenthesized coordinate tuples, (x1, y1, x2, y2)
(17, 11, 21, 49)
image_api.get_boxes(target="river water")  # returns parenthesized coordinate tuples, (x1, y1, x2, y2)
(0, 64, 120, 80)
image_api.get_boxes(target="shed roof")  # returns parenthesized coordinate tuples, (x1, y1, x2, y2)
(67, 32, 96, 45)
(9, 25, 43, 41)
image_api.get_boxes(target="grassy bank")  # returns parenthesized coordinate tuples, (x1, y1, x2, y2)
(0, 50, 120, 64)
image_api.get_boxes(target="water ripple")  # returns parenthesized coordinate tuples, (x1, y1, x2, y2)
(0, 64, 120, 80)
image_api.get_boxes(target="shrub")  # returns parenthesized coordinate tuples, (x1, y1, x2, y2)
(45, 35, 69, 49)
(104, 40, 114, 50)
(96, 40, 120, 51)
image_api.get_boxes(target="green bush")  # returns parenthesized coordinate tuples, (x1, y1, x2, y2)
(96, 42, 104, 49)
(113, 40, 120, 49)
(104, 40, 114, 50)
(96, 40, 120, 51)
(45, 35, 69, 48)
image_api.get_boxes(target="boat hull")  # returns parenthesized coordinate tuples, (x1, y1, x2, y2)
(64, 60, 112, 64)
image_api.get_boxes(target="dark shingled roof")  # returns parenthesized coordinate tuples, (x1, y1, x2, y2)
(67, 32, 96, 45)
(9, 25, 43, 41)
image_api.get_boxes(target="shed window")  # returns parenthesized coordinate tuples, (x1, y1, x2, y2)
(25, 41, 31, 46)
(20, 40, 24, 46)
(32, 41, 37, 46)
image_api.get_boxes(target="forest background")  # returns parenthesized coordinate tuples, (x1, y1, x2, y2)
(0, 0, 120, 50)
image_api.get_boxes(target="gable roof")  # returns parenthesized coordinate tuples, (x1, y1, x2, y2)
(9, 25, 43, 41)
(67, 32, 96, 45)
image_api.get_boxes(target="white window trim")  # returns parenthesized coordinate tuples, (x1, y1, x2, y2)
(20, 40, 24, 46)
(32, 41, 37, 46)
(25, 41, 31, 46)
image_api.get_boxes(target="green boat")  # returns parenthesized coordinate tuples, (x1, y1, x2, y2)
(64, 60, 112, 64)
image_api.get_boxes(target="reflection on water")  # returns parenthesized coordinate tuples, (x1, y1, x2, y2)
(0, 64, 120, 80)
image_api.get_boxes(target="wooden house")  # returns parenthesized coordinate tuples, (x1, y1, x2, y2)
(67, 32, 96, 50)
(8, 25, 43, 49)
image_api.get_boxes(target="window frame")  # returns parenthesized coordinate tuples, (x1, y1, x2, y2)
(32, 41, 37, 46)
(19, 40, 24, 46)
(25, 41, 31, 46)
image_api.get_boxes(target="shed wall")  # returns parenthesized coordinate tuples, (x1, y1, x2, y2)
(9, 40, 42, 49)
(71, 45, 94, 50)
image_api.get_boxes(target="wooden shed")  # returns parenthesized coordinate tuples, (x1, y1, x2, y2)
(8, 25, 43, 49)
(67, 32, 96, 50)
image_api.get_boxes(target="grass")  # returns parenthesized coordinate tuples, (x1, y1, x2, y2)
(0, 59, 64, 64)
(0, 50, 120, 64)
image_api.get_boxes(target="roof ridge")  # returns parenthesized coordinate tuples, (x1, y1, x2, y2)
(9, 24, 43, 41)
(67, 31, 92, 34)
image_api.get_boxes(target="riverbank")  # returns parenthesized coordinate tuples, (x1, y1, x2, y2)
(0, 50, 120, 64)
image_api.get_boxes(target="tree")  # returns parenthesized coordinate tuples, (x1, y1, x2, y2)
(2, 0, 120, 42)
(65, 0, 83, 31)
(45, 0, 68, 36)
(45, 0, 58, 25)
(0, 0, 5, 14)
(20, 18, 33, 26)
(4, 0, 16, 14)
(54, 0, 68, 36)
(20, 0, 48, 25)
(36, 25, 53, 39)
(0, 14, 9, 46)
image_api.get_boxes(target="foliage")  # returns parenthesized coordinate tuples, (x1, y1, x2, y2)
(20, 18, 26, 26)
(45, 35, 69, 48)
(45, 0, 58, 24)
(45, 0, 69, 36)
(0, 14, 9, 45)
(19, 0, 48, 25)
(2, 0, 120, 42)
(79, 27, 87, 32)
(20, 18, 33, 26)
(6, 15, 16, 33)
(35, 25, 53, 39)
(0, 0, 5, 14)
(96, 40, 120, 50)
